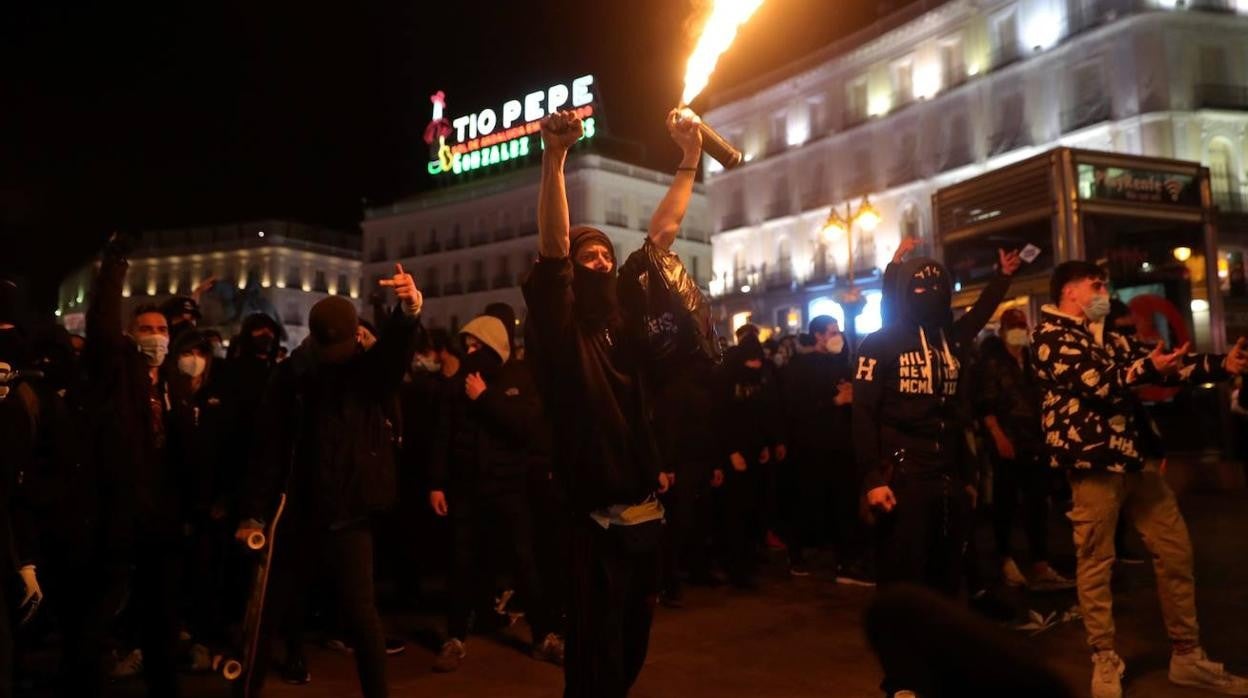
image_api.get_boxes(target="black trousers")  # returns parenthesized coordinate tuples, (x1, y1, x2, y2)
(990, 451, 1049, 562)
(130, 536, 183, 698)
(447, 489, 552, 642)
(246, 519, 387, 698)
(39, 553, 125, 697)
(529, 474, 568, 631)
(788, 448, 862, 568)
(564, 518, 661, 698)
(719, 464, 762, 582)
(659, 462, 712, 595)
(874, 472, 971, 597)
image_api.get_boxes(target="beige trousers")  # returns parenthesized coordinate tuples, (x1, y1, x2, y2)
(1067, 463, 1199, 652)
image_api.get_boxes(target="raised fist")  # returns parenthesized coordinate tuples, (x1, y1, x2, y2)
(541, 110, 584, 153)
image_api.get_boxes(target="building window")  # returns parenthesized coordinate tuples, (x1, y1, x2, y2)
(287, 266, 301, 289)
(606, 196, 627, 227)
(768, 176, 791, 219)
(992, 11, 1020, 67)
(1210, 139, 1238, 211)
(1064, 60, 1109, 132)
(337, 273, 349, 295)
(156, 269, 170, 294)
(313, 270, 327, 292)
(891, 57, 914, 105)
(940, 37, 964, 85)
(370, 238, 388, 263)
(733, 250, 746, 288)
(285, 302, 304, 327)
(902, 202, 922, 239)
(769, 111, 787, 153)
(988, 92, 1027, 156)
(846, 77, 868, 124)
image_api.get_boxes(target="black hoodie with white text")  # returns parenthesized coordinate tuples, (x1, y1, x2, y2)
(852, 257, 1012, 492)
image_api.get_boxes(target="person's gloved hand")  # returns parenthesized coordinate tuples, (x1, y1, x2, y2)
(18, 564, 42, 625)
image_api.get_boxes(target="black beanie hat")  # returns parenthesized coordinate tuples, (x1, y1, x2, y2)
(569, 226, 615, 264)
(308, 296, 359, 364)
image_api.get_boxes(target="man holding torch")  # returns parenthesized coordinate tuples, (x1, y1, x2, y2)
(522, 107, 703, 697)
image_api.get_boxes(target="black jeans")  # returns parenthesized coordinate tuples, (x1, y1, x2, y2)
(788, 448, 862, 568)
(447, 489, 552, 642)
(659, 461, 712, 595)
(874, 471, 971, 597)
(990, 451, 1049, 563)
(246, 519, 387, 698)
(40, 553, 125, 697)
(564, 517, 661, 698)
(131, 535, 183, 698)
(719, 464, 762, 582)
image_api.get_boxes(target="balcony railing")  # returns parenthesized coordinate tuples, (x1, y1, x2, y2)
(720, 211, 747, 231)
(423, 283, 442, 299)
(492, 274, 513, 290)
(368, 249, 388, 263)
(1196, 84, 1248, 111)
(444, 236, 463, 251)
(398, 243, 417, 258)
(469, 232, 490, 247)
(765, 198, 792, 220)
(443, 281, 463, 295)
(423, 240, 442, 254)
(493, 227, 516, 242)
(467, 279, 486, 293)
(988, 126, 1030, 157)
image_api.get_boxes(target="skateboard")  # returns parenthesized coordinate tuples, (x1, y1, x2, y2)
(221, 493, 287, 694)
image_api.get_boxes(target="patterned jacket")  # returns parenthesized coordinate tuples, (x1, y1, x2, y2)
(1031, 305, 1228, 474)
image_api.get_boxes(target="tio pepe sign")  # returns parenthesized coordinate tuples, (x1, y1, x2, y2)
(424, 75, 597, 177)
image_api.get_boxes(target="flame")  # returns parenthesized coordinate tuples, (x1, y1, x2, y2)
(681, 0, 766, 106)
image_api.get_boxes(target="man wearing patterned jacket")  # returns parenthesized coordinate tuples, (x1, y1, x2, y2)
(1033, 261, 1248, 698)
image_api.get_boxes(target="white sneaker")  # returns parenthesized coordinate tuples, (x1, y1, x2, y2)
(1170, 648, 1248, 695)
(1028, 564, 1076, 592)
(1091, 650, 1125, 698)
(1002, 557, 1028, 587)
(893, 692, 918, 698)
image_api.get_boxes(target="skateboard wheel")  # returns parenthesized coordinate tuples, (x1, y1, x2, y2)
(246, 530, 266, 551)
(222, 659, 243, 681)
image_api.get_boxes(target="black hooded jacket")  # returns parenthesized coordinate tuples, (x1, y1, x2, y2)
(853, 257, 1012, 492)
(241, 307, 420, 527)
(429, 348, 546, 497)
(713, 338, 783, 463)
(522, 257, 662, 515)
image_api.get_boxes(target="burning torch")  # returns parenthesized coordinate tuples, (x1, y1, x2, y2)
(677, 0, 765, 171)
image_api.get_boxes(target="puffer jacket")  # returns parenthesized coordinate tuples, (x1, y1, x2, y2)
(1031, 305, 1227, 473)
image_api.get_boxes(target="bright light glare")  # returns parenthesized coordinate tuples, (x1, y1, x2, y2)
(1023, 11, 1062, 51)
(1191, 299, 1210, 312)
(913, 62, 941, 100)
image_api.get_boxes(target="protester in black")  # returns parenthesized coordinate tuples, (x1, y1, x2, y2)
(973, 308, 1073, 592)
(523, 108, 701, 698)
(83, 235, 184, 697)
(236, 266, 422, 698)
(428, 315, 562, 672)
(782, 315, 865, 582)
(712, 333, 781, 588)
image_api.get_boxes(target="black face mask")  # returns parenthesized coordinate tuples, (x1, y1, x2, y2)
(460, 347, 502, 378)
(572, 264, 621, 331)
(909, 290, 949, 327)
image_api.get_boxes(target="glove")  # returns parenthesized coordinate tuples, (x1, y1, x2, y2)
(18, 565, 42, 625)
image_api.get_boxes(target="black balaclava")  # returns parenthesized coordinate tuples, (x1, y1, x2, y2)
(238, 312, 282, 361)
(569, 226, 621, 331)
(898, 257, 953, 329)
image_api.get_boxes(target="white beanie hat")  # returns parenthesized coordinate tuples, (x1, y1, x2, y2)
(459, 316, 510, 364)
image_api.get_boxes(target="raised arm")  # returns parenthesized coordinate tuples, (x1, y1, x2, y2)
(537, 111, 584, 259)
(648, 109, 703, 251)
(953, 248, 1021, 345)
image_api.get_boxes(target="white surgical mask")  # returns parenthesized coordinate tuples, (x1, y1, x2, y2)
(1004, 328, 1030, 347)
(826, 334, 845, 354)
(136, 335, 169, 367)
(1083, 295, 1111, 322)
(177, 354, 206, 378)
(212, 344, 227, 360)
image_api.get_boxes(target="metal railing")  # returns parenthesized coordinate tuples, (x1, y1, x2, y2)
(1061, 99, 1112, 133)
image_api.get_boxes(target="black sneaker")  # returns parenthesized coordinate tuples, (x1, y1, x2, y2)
(385, 637, 406, 656)
(280, 654, 311, 685)
(835, 563, 877, 587)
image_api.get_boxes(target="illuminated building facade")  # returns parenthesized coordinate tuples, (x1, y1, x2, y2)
(58, 220, 362, 348)
(703, 0, 1248, 339)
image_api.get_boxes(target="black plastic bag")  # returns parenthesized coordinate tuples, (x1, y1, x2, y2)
(618, 239, 719, 368)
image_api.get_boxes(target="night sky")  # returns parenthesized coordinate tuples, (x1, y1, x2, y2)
(3, 0, 879, 311)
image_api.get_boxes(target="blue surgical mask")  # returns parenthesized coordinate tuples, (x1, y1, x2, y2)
(1083, 295, 1111, 322)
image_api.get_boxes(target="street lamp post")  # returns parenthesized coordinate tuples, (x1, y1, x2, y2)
(822, 196, 881, 344)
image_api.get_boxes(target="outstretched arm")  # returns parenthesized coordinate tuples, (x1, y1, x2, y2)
(648, 109, 703, 251)
(537, 111, 584, 259)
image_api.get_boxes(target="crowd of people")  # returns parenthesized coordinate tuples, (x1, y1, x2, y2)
(1, 107, 1248, 698)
